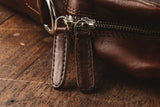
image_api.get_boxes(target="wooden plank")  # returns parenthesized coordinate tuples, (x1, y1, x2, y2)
(0, 77, 160, 107)
(0, 14, 52, 80)
(0, 14, 42, 30)
(0, 4, 15, 24)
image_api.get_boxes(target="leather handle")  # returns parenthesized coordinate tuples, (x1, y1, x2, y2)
(52, 27, 69, 88)
(75, 33, 95, 91)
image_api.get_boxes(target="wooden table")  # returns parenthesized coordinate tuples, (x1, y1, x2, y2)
(0, 4, 160, 107)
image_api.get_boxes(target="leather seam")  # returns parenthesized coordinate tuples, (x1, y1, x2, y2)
(87, 38, 94, 89)
(52, 34, 57, 86)
(25, 0, 40, 15)
(67, 6, 96, 15)
(60, 35, 67, 86)
(67, 6, 96, 16)
(79, 38, 94, 91)
(52, 33, 67, 87)
(67, 6, 112, 18)
(77, 37, 94, 91)
(62, 35, 67, 85)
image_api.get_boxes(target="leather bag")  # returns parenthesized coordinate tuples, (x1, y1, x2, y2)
(0, 0, 160, 92)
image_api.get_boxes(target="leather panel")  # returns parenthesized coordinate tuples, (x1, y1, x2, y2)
(0, 0, 40, 22)
(94, 31, 160, 78)
(67, 0, 160, 23)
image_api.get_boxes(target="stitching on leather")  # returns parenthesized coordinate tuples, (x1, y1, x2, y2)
(52, 34, 57, 86)
(25, 0, 40, 15)
(88, 38, 94, 89)
(67, 6, 96, 14)
(67, 6, 96, 15)
(59, 35, 67, 86)
(76, 37, 94, 91)
(80, 38, 94, 91)
(67, 6, 111, 19)
(52, 33, 67, 87)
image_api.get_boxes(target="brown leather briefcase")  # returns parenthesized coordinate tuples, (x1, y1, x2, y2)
(0, 0, 160, 92)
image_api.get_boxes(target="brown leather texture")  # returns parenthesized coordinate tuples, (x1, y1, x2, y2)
(3, 0, 159, 23)
(0, 0, 41, 22)
(66, 0, 160, 78)
(3, 0, 158, 23)
(94, 31, 160, 78)
(52, 27, 69, 88)
(0, 0, 68, 23)
(67, 0, 160, 23)
(75, 32, 95, 91)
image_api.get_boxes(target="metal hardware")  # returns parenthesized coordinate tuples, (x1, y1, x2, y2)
(55, 16, 69, 30)
(80, 17, 96, 29)
(74, 17, 96, 35)
(44, 4, 160, 36)
(44, 0, 57, 35)
(69, 15, 160, 35)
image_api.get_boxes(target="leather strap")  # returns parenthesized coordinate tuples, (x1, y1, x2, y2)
(52, 27, 69, 88)
(75, 32, 95, 91)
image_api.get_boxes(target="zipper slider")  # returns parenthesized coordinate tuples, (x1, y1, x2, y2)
(55, 16, 69, 31)
(80, 17, 96, 29)
(74, 17, 96, 35)
(54, 15, 96, 35)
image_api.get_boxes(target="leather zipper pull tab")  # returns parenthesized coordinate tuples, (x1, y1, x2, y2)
(74, 18, 95, 91)
(52, 17, 69, 88)
(75, 32, 95, 91)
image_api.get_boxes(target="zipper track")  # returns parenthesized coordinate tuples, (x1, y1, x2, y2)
(95, 20, 160, 35)
(65, 15, 160, 35)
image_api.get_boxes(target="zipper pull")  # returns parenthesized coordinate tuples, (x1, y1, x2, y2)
(74, 17, 96, 35)
(51, 16, 69, 88)
(52, 15, 96, 91)
(80, 17, 96, 29)
(74, 17, 96, 91)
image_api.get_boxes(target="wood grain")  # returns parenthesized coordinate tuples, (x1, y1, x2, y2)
(0, 5, 160, 107)
(0, 5, 15, 24)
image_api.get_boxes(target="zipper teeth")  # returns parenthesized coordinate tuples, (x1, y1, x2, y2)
(95, 20, 160, 35)
(68, 15, 160, 35)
